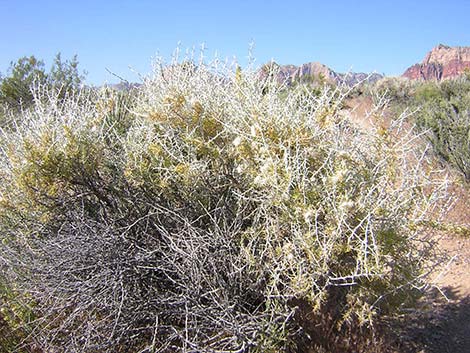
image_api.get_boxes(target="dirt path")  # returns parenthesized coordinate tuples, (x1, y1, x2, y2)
(408, 185, 470, 353)
(433, 185, 470, 298)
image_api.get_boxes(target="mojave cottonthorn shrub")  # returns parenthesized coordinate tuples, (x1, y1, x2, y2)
(0, 54, 446, 352)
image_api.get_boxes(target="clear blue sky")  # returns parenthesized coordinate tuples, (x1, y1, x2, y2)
(1, 0, 469, 85)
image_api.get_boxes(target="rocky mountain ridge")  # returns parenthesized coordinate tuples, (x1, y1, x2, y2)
(262, 61, 383, 86)
(403, 44, 470, 80)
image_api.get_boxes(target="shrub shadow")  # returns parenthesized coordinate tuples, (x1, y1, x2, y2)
(391, 288, 470, 353)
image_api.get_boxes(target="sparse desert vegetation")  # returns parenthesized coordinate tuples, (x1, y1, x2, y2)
(0, 51, 468, 352)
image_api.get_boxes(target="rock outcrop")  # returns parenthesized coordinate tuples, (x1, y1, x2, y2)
(338, 72, 384, 86)
(260, 61, 382, 87)
(403, 44, 470, 80)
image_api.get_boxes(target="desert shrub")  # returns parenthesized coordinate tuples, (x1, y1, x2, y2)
(0, 55, 445, 352)
(0, 56, 47, 113)
(372, 77, 416, 106)
(0, 54, 85, 122)
(0, 273, 36, 353)
(412, 77, 470, 181)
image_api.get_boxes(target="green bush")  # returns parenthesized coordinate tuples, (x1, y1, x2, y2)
(373, 77, 413, 103)
(412, 77, 470, 181)
(0, 56, 47, 116)
(0, 54, 85, 121)
(0, 56, 445, 352)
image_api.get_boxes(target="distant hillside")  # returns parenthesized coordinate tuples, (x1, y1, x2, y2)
(260, 61, 383, 86)
(104, 81, 141, 91)
(403, 44, 470, 80)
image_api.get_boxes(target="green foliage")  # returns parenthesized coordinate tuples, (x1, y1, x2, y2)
(373, 77, 416, 106)
(0, 274, 35, 353)
(0, 56, 47, 112)
(48, 53, 86, 100)
(414, 82, 442, 102)
(413, 77, 470, 180)
(0, 53, 86, 115)
(0, 56, 445, 352)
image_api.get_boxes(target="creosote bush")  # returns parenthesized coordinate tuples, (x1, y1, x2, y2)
(0, 54, 446, 352)
(412, 76, 470, 181)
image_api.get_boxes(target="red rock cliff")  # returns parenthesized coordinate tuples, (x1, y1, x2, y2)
(403, 44, 470, 80)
